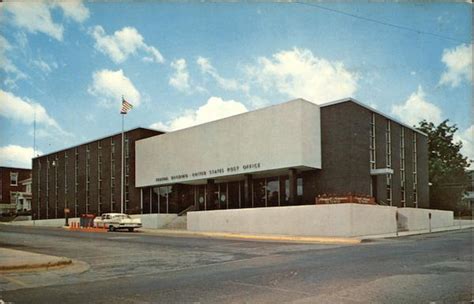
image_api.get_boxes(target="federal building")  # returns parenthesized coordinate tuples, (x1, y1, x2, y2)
(32, 98, 429, 219)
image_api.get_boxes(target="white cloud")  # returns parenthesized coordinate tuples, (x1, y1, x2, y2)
(169, 59, 191, 92)
(150, 96, 248, 131)
(54, 0, 90, 23)
(197, 57, 248, 92)
(391, 86, 443, 127)
(90, 26, 164, 64)
(0, 35, 27, 87)
(247, 48, 358, 104)
(0, 145, 41, 168)
(88, 69, 141, 108)
(0, 89, 61, 129)
(455, 125, 474, 167)
(439, 43, 472, 87)
(2, 1, 89, 41)
(32, 59, 57, 74)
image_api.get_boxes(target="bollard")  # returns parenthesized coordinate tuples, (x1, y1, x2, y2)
(429, 212, 432, 233)
(395, 211, 399, 237)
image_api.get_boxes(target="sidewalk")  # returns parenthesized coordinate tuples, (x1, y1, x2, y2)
(140, 222, 474, 244)
(362, 221, 474, 240)
(140, 228, 362, 244)
(0, 248, 72, 272)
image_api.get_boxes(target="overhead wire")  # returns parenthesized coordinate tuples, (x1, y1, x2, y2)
(294, 2, 471, 44)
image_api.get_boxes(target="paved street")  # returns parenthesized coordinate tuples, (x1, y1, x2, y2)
(0, 225, 472, 303)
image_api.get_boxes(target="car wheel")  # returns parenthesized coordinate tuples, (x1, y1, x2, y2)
(128, 228, 134, 232)
(109, 226, 115, 232)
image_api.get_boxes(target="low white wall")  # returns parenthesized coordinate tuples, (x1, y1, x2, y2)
(188, 204, 398, 237)
(7, 214, 178, 229)
(130, 214, 177, 229)
(397, 208, 454, 231)
(9, 217, 79, 227)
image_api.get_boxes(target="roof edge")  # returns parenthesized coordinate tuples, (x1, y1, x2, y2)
(319, 97, 428, 136)
(33, 127, 164, 160)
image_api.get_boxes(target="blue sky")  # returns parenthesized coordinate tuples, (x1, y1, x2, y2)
(0, 1, 472, 168)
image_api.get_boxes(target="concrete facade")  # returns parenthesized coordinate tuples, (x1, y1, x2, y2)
(136, 99, 321, 187)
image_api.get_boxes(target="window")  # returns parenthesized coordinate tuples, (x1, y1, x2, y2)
(400, 128, 406, 206)
(385, 120, 392, 205)
(86, 145, 90, 213)
(297, 177, 303, 204)
(64, 152, 68, 194)
(369, 113, 376, 170)
(74, 148, 79, 217)
(10, 172, 18, 186)
(54, 155, 58, 218)
(98, 141, 102, 214)
(37, 160, 41, 218)
(46, 158, 49, 218)
(266, 178, 280, 207)
(413, 132, 418, 207)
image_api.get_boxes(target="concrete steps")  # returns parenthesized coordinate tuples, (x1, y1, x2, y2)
(163, 216, 187, 230)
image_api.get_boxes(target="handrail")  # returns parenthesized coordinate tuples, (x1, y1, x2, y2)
(178, 204, 195, 216)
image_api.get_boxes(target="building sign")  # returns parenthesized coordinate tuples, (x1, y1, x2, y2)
(155, 163, 261, 183)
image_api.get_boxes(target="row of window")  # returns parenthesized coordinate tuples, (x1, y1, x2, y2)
(141, 176, 304, 214)
(35, 137, 130, 219)
(371, 113, 418, 206)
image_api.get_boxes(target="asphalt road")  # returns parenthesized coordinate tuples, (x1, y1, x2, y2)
(0, 225, 472, 303)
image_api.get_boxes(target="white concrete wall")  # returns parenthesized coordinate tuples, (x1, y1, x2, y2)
(8, 217, 80, 227)
(7, 214, 178, 229)
(136, 99, 321, 187)
(130, 214, 177, 229)
(188, 204, 398, 237)
(397, 208, 454, 231)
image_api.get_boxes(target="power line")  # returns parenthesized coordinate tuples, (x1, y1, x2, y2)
(294, 2, 470, 44)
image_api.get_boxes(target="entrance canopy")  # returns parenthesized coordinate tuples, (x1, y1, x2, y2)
(136, 99, 322, 187)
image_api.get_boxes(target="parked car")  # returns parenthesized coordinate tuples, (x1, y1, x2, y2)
(94, 213, 142, 232)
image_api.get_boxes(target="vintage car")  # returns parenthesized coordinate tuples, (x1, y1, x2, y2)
(94, 213, 142, 232)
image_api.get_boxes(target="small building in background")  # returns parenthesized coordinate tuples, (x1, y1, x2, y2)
(0, 167, 32, 215)
(15, 177, 32, 212)
(463, 170, 474, 214)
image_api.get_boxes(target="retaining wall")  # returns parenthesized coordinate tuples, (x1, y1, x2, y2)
(130, 214, 177, 229)
(6, 214, 178, 229)
(8, 217, 79, 227)
(188, 204, 398, 237)
(397, 208, 454, 231)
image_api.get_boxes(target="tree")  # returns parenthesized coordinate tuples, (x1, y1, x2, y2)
(417, 120, 470, 212)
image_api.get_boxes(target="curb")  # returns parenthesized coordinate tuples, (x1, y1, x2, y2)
(141, 229, 361, 245)
(65, 226, 108, 233)
(0, 259, 72, 272)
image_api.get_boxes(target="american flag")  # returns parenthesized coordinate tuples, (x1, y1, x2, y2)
(120, 98, 133, 114)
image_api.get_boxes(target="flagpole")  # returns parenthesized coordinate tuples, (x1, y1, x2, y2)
(121, 100, 125, 214)
(33, 110, 36, 157)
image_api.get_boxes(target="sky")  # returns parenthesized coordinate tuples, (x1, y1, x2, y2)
(0, 1, 472, 169)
